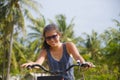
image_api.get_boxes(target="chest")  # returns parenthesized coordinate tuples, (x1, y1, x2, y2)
(50, 48, 63, 61)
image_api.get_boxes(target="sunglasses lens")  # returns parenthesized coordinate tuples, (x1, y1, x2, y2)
(46, 35, 57, 40)
(52, 35, 57, 38)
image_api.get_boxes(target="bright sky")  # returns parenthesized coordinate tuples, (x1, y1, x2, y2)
(35, 0, 120, 36)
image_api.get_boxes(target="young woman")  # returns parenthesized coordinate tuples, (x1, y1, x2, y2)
(21, 23, 94, 80)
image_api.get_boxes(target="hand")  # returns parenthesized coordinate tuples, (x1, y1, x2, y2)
(83, 62, 95, 68)
(21, 62, 35, 68)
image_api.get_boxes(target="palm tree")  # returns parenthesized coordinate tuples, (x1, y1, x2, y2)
(0, 1, 22, 79)
(27, 15, 46, 55)
(80, 30, 102, 61)
(0, 0, 40, 80)
(100, 19, 120, 79)
(74, 31, 102, 79)
(52, 14, 80, 44)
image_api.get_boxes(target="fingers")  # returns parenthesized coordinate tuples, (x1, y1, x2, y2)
(83, 62, 95, 68)
(89, 62, 95, 68)
(21, 63, 28, 68)
(21, 62, 34, 68)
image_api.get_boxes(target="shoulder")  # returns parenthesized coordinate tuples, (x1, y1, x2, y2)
(39, 49, 47, 56)
(65, 42, 75, 47)
(64, 42, 76, 53)
(40, 48, 46, 52)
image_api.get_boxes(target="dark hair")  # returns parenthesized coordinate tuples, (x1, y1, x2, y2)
(42, 23, 61, 49)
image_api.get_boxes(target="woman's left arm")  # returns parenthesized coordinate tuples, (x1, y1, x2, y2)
(66, 42, 95, 67)
(66, 42, 85, 63)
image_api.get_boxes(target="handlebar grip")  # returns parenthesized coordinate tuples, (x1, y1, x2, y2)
(77, 60, 89, 67)
(81, 63, 90, 67)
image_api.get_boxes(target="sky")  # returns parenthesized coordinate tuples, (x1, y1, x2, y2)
(34, 0, 120, 36)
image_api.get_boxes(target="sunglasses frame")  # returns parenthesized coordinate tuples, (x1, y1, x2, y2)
(45, 34, 58, 41)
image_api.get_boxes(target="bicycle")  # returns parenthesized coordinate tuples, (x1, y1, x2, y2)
(27, 60, 92, 80)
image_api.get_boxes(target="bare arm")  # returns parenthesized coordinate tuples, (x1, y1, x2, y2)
(66, 42, 85, 63)
(21, 49, 47, 68)
(66, 42, 95, 67)
(35, 49, 47, 65)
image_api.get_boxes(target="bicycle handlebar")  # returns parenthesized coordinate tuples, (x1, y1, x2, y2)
(27, 61, 90, 74)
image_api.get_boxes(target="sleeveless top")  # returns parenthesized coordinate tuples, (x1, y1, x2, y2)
(46, 43, 75, 80)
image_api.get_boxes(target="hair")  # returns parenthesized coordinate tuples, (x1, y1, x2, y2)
(42, 23, 61, 49)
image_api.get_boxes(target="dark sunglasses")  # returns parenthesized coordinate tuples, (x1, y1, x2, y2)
(45, 34, 58, 41)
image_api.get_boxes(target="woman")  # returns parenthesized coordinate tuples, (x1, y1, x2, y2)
(21, 23, 94, 80)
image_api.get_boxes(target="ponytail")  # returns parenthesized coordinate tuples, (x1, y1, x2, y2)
(42, 40, 50, 49)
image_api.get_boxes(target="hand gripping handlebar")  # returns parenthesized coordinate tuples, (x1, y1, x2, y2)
(27, 60, 91, 74)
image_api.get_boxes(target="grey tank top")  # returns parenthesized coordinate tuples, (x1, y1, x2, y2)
(46, 43, 75, 80)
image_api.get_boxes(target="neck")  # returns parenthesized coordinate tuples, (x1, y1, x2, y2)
(50, 42, 62, 50)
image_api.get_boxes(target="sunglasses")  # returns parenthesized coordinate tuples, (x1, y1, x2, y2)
(45, 34, 58, 41)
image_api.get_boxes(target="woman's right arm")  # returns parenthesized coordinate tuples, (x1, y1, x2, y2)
(21, 49, 47, 68)
(35, 49, 47, 65)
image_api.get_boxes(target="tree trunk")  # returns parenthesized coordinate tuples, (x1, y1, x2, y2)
(6, 26, 14, 80)
(2, 40, 7, 80)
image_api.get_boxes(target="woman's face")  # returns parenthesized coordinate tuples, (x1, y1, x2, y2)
(45, 30, 60, 47)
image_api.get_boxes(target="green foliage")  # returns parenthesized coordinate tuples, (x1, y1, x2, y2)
(0, 0, 120, 79)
